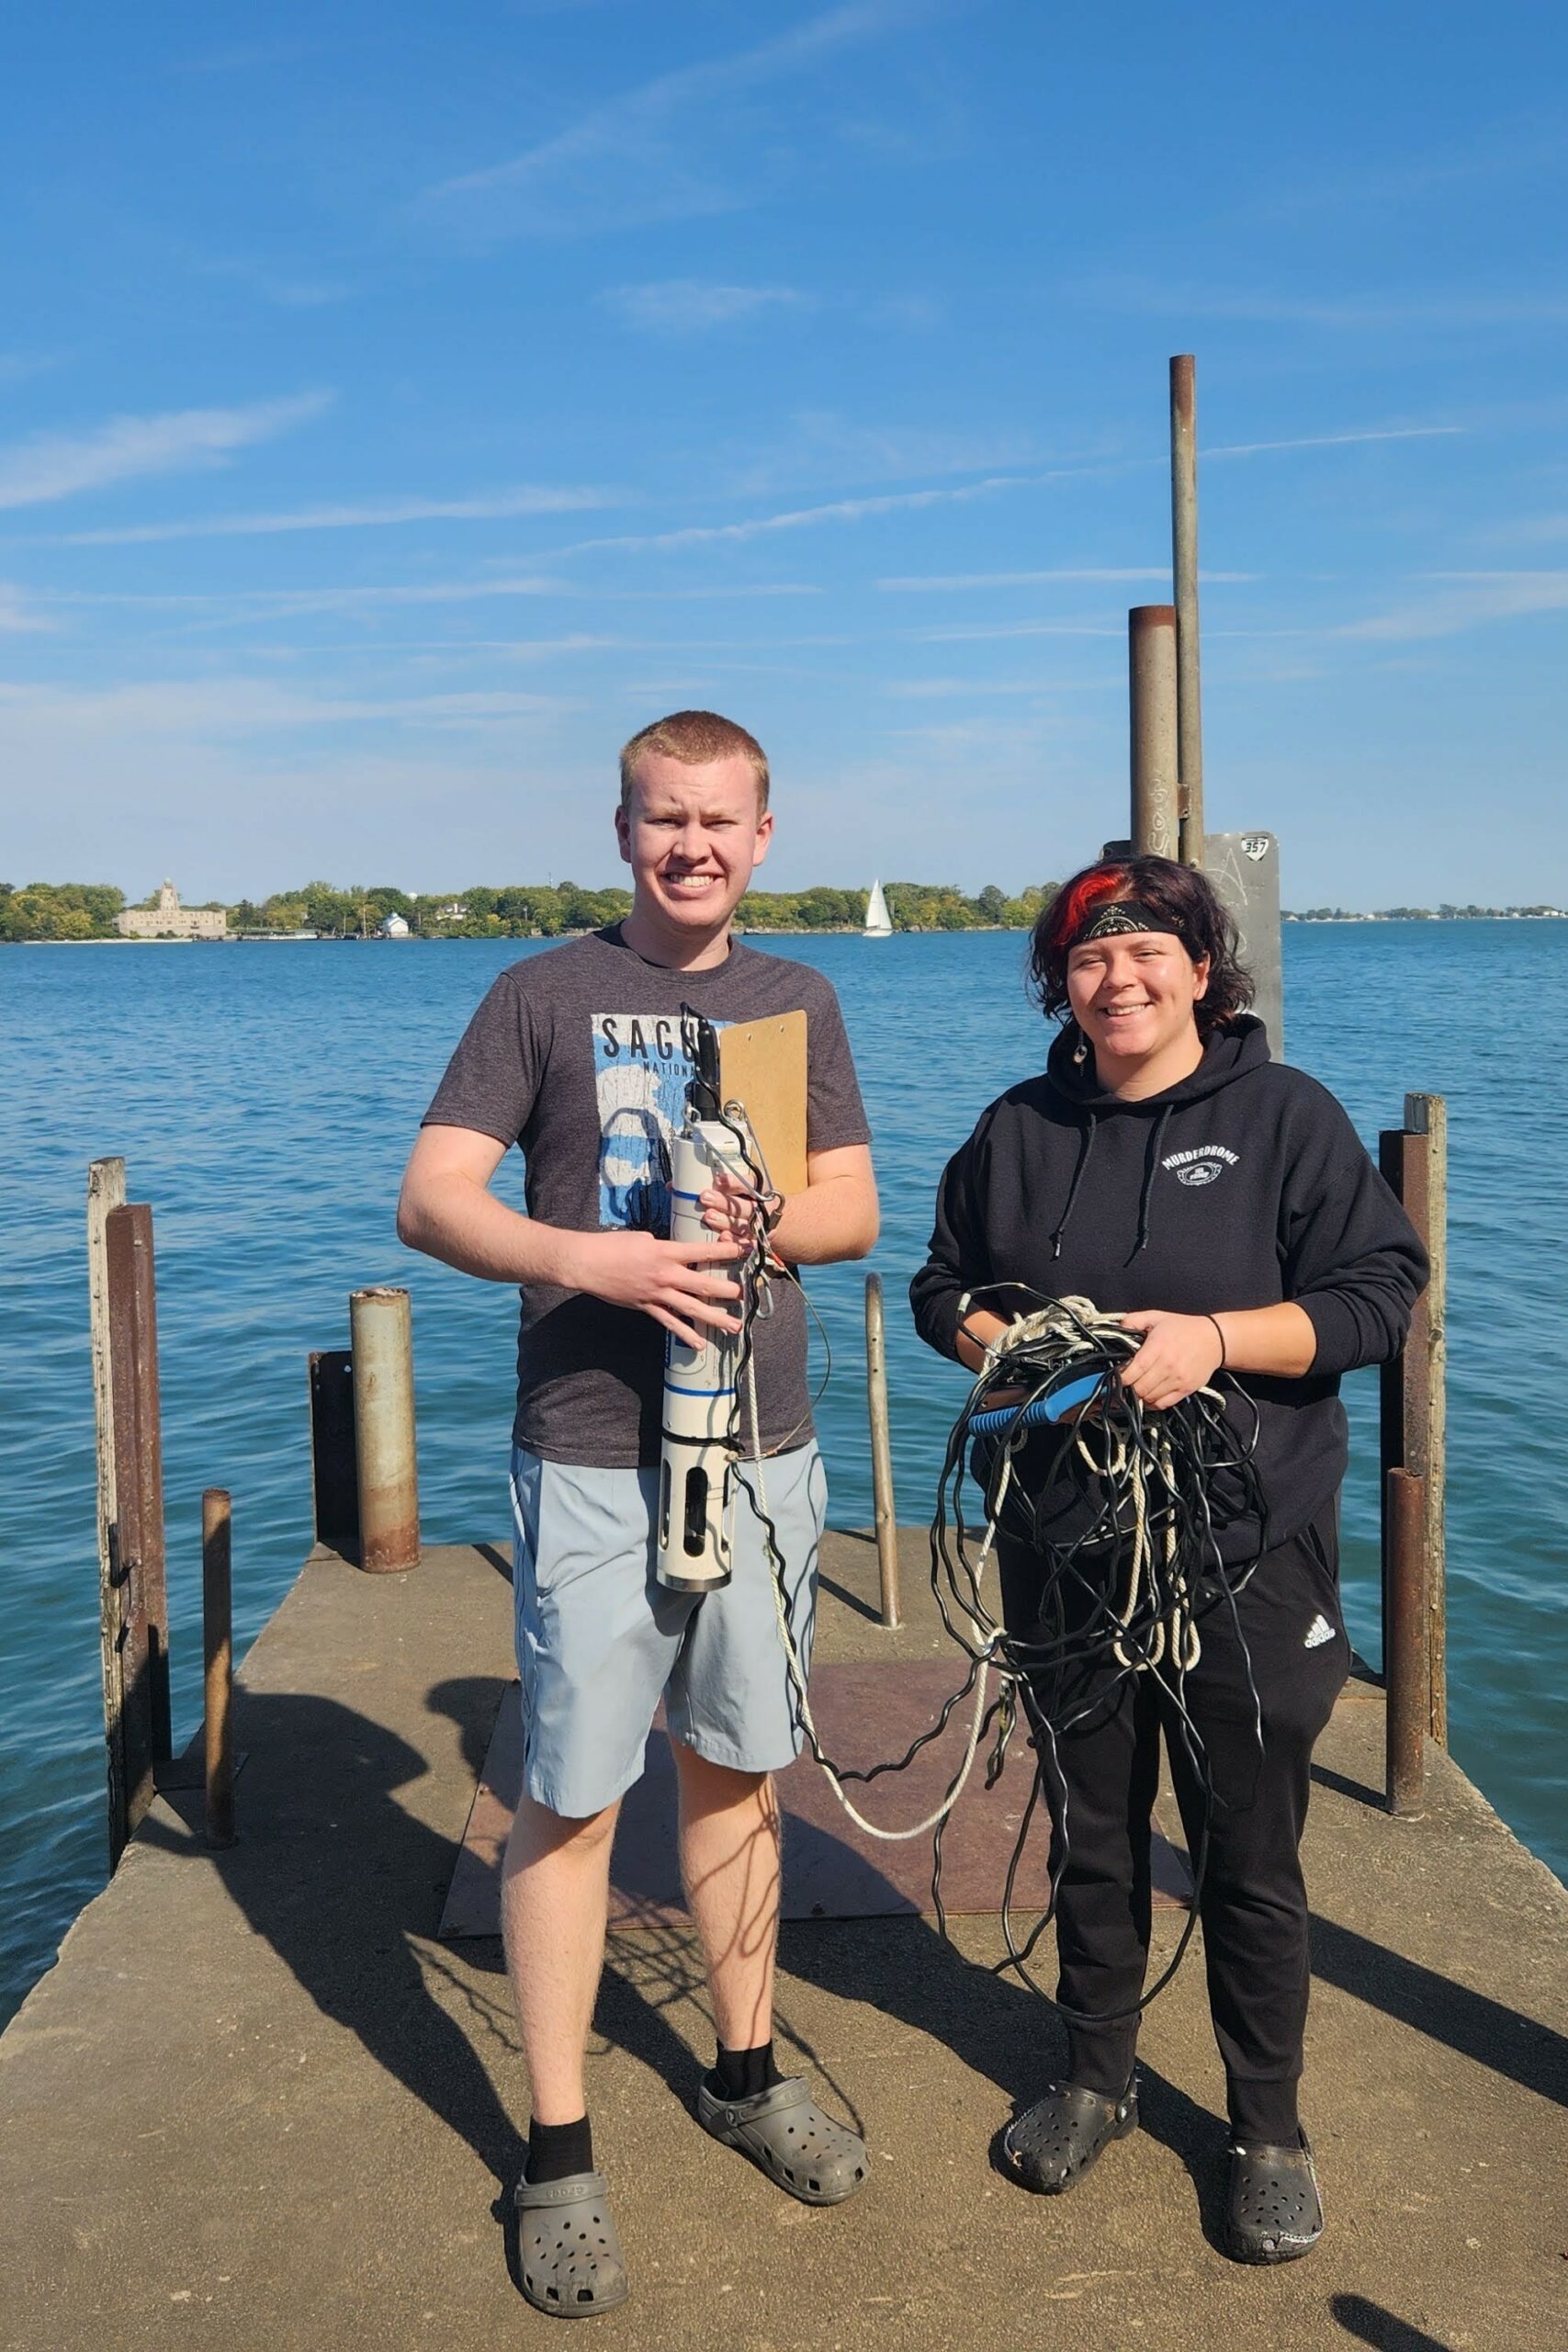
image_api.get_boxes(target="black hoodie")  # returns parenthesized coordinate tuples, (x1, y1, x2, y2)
(909, 1015, 1428, 1562)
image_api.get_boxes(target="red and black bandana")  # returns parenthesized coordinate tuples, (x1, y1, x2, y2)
(1072, 899, 1185, 947)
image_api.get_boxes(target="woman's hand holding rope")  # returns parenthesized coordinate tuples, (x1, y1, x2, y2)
(1118, 1308, 1226, 1410)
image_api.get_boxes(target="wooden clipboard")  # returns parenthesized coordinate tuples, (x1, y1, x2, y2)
(718, 1012, 808, 1199)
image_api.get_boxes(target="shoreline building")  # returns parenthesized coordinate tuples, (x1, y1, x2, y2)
(115, 881, 227, 941)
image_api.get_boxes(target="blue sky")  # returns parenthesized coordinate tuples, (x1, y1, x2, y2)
(2, 0, 1565, 905)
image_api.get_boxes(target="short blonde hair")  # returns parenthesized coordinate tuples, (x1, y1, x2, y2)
(618, 708, 770, 813)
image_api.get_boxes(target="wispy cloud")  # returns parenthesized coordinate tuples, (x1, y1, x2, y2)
(878, 567, 1258, 590)
(555, 469, 1105, 557)
(868, 293, 943, 332)
(1077, 276, 1568, 332)
(1338, 571, 1568, 642)
(1202, 425, 1462, 460)
(0, 351, 63, 388)
(1257, 122, 1568, 223)
(552, 426, 1451, 559)
(914, 622, 1124, 644)
(194, 256, 352, 310)
(1497, 511, 1568, 545)
(0, 392, 332, 513)
(723, 412, 1050, 499)
(601, 280, 810, 333)
(883, 675, 1107, 697)
(25, 577, 825, 639)
(0, 679, 573, 734)
(49, 484, 612, 547)
(0, 583, 52, 633)
(173, 37, 341, 76)
(422, 0, 928, 235)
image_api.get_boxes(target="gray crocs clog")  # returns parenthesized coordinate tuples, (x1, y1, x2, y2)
(514, 2168, 629, 2319)
(697, 2075, 868, 2205)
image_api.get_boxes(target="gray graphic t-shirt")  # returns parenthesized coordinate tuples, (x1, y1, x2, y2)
(422, 926, 871, 1467)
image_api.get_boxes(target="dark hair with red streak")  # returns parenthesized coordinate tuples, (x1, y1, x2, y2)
(1028, 854, 1253, 1040)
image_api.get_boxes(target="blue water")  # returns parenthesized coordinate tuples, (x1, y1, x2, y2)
(3, 926, 1564, 2025)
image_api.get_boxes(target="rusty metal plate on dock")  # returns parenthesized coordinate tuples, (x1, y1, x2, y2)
(439, 1660, 1191, 1939)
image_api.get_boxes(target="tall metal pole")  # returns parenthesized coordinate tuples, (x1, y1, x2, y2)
(1128, 605, 1180, 858)
(1404, 1092, 1448, 1747)
(863, 1274, 900, 1628)
(202, 1489, 235, 1849)
(1170, 354, 1204, 867)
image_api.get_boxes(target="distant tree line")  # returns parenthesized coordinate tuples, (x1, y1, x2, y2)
(738, 881, 1054, 932)
(237, 878, 1057, 936)
(2, 877, 1059, 940)
(1284, 903, 1565, 922)
(225, 881, 637, 938)
(0, 882, 126, 940)
(13, 879, 1562, 944)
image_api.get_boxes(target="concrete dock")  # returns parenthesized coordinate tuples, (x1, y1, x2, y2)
(3, 1531, 1565, 2352)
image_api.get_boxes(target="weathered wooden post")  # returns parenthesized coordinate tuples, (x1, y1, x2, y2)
(1379, 1092, 1448, 1809)
(202, 1489, 235, 1849)
(87, 1158, 129, 1869)
(106, 1200, 173, 1836)
(863, 1274, 900, 1628)
(1384, 1469, 1427, 1816)
(1169, 354, 1204, 867)
(1129, 605, 1180, 859)
(349, 1287, 420, 1572)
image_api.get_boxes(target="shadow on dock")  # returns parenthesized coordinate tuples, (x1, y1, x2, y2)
(139, 1677, 527, 2195)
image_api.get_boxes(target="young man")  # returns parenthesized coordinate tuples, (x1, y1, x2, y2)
(397, 710, 878, 2318)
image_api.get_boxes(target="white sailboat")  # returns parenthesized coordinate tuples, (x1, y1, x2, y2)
(863, 879, 893, 938)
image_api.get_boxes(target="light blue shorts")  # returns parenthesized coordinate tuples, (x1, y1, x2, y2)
(508, 1442, 827, 1819)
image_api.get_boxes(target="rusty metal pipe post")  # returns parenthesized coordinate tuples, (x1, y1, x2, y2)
(1384, 1467, 1427, 1816)
(87, 1158, 130, 1869)
(105, 1201, 173, 1834)
(1129, 605, 1180, 858)
(1169, 355, 1205, 867)
(202, 1489, 235, 1848)
(349, 1286, 420, 1572)
(863, 1274, 900, 1628)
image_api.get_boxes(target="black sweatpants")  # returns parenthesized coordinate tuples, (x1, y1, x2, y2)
(998, 1501, 1349, 2143)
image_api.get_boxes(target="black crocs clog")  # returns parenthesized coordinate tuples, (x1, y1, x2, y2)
(1222, 2132, 1325, 2264)
(1001, 2076, 1139, 2195)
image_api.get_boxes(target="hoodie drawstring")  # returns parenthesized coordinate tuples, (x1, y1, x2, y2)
(1134, 1102, 1175, 1256)
(1050, 1112, 1098, 1259)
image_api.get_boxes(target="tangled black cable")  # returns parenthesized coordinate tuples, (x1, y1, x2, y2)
(924, 1286, 1270, 2013)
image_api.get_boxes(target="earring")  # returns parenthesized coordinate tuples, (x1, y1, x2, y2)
(1072, 1023, 1089, 1066)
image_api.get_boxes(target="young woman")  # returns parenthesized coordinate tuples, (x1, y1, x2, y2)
(909, 854, 1427, 2264)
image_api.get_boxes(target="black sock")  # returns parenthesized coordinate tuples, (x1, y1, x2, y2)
(526, 2114, 593, 2185)
(707, 2041, 783, 2102)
